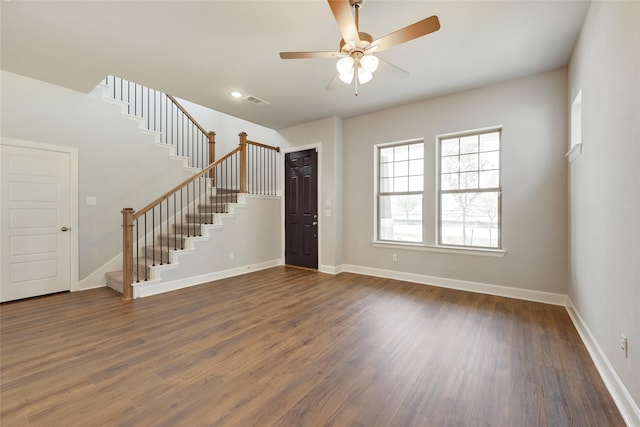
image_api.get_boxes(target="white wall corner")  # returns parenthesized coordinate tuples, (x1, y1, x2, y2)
(319, 264, 344, 275)
(565, 299, 640, 427)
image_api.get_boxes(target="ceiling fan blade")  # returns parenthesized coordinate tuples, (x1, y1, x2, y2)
(327, 0, 360, 45)
(326, 73, 342, 90)
(377, 58, 410, 79)
(279, 51, 343, 59)
(372, 15, 440, 52)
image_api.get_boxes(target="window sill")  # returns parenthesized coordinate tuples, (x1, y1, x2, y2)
(371, 241, 506, 258)
(566, 143, 582, 162)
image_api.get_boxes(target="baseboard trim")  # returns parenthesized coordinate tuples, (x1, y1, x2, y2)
(566, 299, 640, 427)
(341, 264, 567, 306)
(319, 264, 344, 275)
(134, 258, 283, 298)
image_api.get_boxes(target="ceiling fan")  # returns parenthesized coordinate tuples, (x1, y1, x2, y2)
(279, 0, 441, 95)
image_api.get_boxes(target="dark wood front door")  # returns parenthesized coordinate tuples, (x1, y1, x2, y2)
(285, 149, 318, 269)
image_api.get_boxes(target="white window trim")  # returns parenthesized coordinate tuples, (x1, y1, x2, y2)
(436, 126, 503, 250)
(374, 138, 424, 243)
(371, 240, 505, 258)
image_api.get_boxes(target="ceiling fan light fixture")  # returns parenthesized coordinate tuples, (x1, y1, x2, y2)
(339, 68, 355, 84)
(357, 68, 373, 84)
(360, 55, 379, 73)
(336, 56, 355, 74)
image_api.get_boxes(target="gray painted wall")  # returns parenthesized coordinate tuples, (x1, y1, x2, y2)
(568, 0, 640, 412)
(342, 69, 569, 294)
(1, 71, 194, 279)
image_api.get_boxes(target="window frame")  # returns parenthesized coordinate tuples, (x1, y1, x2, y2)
(437, 128, 502, 250)
(375, 139, 425, 244)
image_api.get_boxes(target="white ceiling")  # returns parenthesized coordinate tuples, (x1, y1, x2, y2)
(1, 1, 590, 130)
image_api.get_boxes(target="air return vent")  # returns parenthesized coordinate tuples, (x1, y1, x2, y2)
(246, 95, 270, 106)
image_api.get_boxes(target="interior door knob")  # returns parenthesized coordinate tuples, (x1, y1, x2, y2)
(312, 222, 318, 226)
(61, 227, 70, 232)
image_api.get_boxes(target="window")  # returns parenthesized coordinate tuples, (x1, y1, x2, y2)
(570, 90, 582, 148)
(568, 90, 583, 161)
(439, 129, 501, 248)
(377, 141, 424, 243)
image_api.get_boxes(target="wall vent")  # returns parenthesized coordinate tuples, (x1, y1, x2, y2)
(245, 95, 270, 106)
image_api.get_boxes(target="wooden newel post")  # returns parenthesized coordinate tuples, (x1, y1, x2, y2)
(208, 131, 216, 165)
(208, 131, 216, 182)
(239, 132, 247, 193)
(121, 208, 135, 300)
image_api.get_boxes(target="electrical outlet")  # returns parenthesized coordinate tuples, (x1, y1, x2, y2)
(620, 334, 628, 358)
(392, 253, 398, 262)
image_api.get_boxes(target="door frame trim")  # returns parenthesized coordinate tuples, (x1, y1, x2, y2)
(281, 143, 322, 270)
(1, 138, 79, 292)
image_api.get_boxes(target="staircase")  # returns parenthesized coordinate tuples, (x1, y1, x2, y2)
(97, 76, 281, 299)
(105, 188, 239, 292)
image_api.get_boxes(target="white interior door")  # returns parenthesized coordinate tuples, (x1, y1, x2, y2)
(1, 144, 71, 302)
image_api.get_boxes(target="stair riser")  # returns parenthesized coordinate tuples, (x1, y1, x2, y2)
(185, 213, 220, 224)
(198, 205, 229, 214)
(138, 248, 171, 264)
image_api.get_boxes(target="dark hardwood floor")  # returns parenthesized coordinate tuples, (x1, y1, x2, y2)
(1, 267, 624, 426)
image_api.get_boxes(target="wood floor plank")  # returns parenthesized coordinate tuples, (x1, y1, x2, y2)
(0, 267, 625, 426)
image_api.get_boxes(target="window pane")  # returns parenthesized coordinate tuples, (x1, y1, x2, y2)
(441, 138, 459, 156)
(409, 159, 423, 176)
(440, 191, 499, 248)
(460, 135, 478, 154)
(395, 160, 409, 176)
(441, 156, 459, 173)
(394, 177, 408, 192)
(441, 173, 459, 190)
(380, 177, 392, 192)
(395, 145, 409, 161)
(479, 170, 499, 188)
(479, 132, 500, 152)
(380, 162, 392, 178)
(409, 143, 424, 160)
(408, 176, 423, 192)
(460, 171, 478, 189)
(479, 151, 499, 171)
(379, 194, 422, 242)
(380, 147, 394, 162)
(459, 154, 478, 172)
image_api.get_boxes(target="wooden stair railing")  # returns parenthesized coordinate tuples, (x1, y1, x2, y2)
(121, 133, 280, 300)
(104, 75, 216, 169)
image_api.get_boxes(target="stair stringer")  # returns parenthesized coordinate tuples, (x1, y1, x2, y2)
(132, 194, 283, 298)
(90, 83, 200, 174)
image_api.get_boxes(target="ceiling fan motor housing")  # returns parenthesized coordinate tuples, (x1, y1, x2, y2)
(340, 31, 373, 55)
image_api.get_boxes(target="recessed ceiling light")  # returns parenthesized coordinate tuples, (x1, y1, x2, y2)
(230, 91, 243, 99)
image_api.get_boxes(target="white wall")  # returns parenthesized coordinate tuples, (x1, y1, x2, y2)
(175, 97, 286, 158)
(568, 0, 640, 420)
(342, 69, 569, 294)
(138, 195, 282, 297)
(1, 71, 194, 280)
